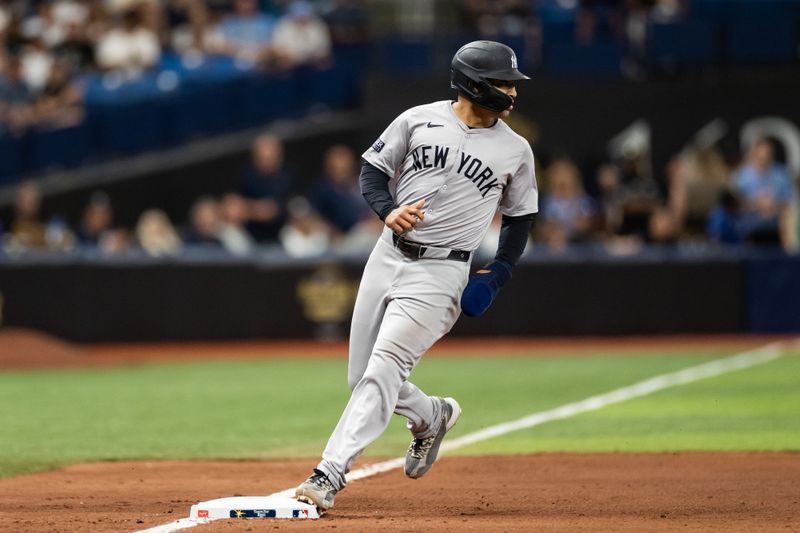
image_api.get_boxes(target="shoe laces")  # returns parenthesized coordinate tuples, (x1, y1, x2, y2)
(308, 469, 334, 491)
(408, 435, 436, 459)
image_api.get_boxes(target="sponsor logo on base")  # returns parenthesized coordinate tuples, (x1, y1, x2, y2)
(230, 509, 277, 518)
(197, 510, 208, 518)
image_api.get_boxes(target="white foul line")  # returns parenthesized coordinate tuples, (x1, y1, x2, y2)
(136, 340, 795, 532)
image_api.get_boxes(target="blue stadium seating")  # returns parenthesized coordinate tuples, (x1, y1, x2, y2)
(380, 38, 434, 74)
(543, 39, 624, 77)
(0, 133, 23, 184)
(724, 3, 798, 63)
(647, 19, 718, 68)
(28, 123, 91, 172)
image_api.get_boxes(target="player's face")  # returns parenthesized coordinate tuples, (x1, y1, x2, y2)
(490, 79, 517, 118)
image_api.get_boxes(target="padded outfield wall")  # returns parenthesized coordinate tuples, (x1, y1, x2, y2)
(1, 250, 797, 342)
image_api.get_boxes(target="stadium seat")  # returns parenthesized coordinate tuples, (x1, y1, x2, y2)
(647, 19, 718, 68)
(241, 72, 300, 127)
(543, 39, 623, 77)
(380, 38, 434, 74)
(725, 3, 797, 63)
(28, 123, 91, 172)
(0, 133, 24, 184)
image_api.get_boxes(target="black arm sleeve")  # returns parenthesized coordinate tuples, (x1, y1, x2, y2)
(359, 159, 397, 221)
(495, 213, 535, 267)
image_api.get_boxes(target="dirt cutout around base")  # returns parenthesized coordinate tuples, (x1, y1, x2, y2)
(0, 453, 797, 532)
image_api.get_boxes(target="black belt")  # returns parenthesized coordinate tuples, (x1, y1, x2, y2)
(391, 233, 471, 262)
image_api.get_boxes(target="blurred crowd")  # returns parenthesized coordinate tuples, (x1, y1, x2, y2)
(530, 133, 797, 255)
(457, 0, 688, 78)
(0, 133, 383, 258)
(0, 0, 758, 137)
(2, 130, 797, 258)
(0, 0, 369, 135)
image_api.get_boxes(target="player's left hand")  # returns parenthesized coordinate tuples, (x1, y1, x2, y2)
(460, 260, 512, 317)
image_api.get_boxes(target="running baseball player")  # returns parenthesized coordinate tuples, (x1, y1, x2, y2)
(295, 40, 538, 512)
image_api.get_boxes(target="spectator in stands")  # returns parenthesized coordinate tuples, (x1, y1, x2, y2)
(322, 0, 370, 49)
(76, 191, 114, 246)
(136, 208, 182, 257)
(20, 38, 53, 94)
(7, 179, 47, 249)
(271, 0, 331, 69)
(650, 0, 685, 23)
(0, 2, 10, 39)
(76, 191, 129, 255)
(56, 8, 100, 69)
(667, 147, 729, 238)
(594, 161, 625, 236)
(20, 1, 63, 48)
(44, 213, 76, 251)
(731, 138, 796, 246)
(1, 5, 25, 51)
(647, 206, 678, 245)
(76, 191, 112, 245)
(166, 0, 211, 56)
(209, 0, 276, 65)
(34, 58, 84, 129)
(184, 195, 224, 246)
(217, 192, 255, 255)
(51, 0, 92, 41)
(539, 158, 596, 250)
(95, 7, 161, 78)
(456, 0, 540, 66)
(308, 144, 370, 236)
(238, 133, 291, 243)
(706, 189, 744, 245)
(616, 153, 661, 239)
(458, 0, 535, 38)
(576, 0, 625, 45)
(622, 0, 651, 77)
(279, 196, 330, 257)
(0, 55, 36, 136)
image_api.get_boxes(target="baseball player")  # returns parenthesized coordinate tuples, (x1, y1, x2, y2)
(295, 40, 538, 512)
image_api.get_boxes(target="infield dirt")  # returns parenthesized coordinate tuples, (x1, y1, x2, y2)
(0, 453, 798, 532)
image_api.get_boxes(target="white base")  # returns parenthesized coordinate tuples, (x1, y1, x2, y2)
(189, 495, 320, 520)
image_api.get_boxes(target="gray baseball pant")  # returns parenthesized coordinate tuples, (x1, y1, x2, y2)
(316, 231, 470, 490)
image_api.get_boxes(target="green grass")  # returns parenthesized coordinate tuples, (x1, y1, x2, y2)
(1, 345, 798, 478)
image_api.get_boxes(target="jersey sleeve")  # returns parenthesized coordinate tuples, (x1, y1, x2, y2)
(361, 109, 413, 178)
(499, 141, 538, 216)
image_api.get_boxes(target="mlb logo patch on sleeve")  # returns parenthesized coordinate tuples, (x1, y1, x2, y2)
(372, 139, 385, 152)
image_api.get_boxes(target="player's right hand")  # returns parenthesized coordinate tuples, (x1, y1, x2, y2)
(385, 199, 425, 234)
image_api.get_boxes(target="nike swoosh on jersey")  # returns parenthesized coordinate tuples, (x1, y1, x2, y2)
(426, 122, 444, 128)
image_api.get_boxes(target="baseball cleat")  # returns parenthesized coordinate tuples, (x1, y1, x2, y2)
(405, 397, 461, 479)
(295, 469, 337, 512)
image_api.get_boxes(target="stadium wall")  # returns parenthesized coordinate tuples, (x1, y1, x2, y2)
(3, 254, 796, 342)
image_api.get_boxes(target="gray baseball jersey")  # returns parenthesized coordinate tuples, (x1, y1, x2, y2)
(362, 100, 538, 251)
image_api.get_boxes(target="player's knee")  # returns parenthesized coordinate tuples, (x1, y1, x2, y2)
(358, 352, 408, 391)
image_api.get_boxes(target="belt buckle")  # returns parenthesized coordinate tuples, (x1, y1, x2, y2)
(395, 234, 425, 260)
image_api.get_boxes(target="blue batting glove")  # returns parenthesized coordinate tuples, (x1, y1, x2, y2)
(460, 260, 512, 317)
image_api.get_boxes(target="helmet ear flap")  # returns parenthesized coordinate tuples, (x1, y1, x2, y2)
(451, 67, 514, 113)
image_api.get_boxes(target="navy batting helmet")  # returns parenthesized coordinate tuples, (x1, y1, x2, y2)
(450, 41, 530, 113)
